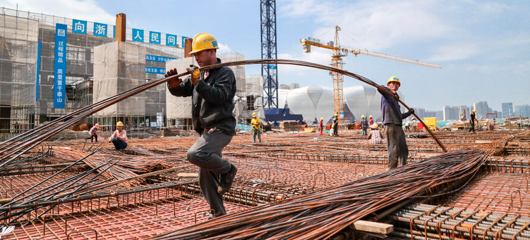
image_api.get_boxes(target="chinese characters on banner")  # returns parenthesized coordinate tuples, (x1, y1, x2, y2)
(93, 22, 107, 37)
(145, 67, 167, 74)
(145, 55, 176, 62)
(54, 23, 67, 108)
(72, 19, 87, 34)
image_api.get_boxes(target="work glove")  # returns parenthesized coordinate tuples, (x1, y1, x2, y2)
(409, 108, 415, 115)
(186, 65, 201, 87)
(165, 68, 181, 88)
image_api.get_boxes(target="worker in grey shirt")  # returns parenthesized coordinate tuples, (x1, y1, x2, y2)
(165, 33, 237, 217)
(377, 75, 414, 169)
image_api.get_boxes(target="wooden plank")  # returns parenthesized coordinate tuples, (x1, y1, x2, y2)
(351, 220, 393, 235)
(177, 173, 199, 178)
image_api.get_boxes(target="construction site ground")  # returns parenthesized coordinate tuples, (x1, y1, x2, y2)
(1, 129, 529, 239)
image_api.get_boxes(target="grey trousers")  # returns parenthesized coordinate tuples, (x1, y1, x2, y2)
(186, 129, 233, 216)
(385, 124, 408, 169)
(253, 130, 261, 143)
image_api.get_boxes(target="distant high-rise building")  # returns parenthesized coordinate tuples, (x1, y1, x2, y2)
(502, 102, 514, 118)
(424, 111, 437, 118)
(290, 83, 300, 89)
(518, 105, 530, 118)
(436, 111, 443, 120)
(473, 101, 489, 119)
(415, 108, 426, 120)
(443, 106, 459, 121)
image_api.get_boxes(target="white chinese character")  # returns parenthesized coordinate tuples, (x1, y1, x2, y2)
(58, 46, 64, 52)
(58, 58, 63, 63)
(59, 41, 64, 46)
(58, 29, 66, 37)
(95, 24, 106, 35)
(151, 33, 159, 42)
(168, 36, 176, 45)
(134, 31, 143, 41)
(58, 52, 63, 58)
(58, 80, 62, 86)
(57, 98, 63, 103)
(58, 69, 63, 74)
(58, 86, 62, 91)
(58, 74, 62, 80)
(75, 21, 85, 32)
(57, 91, 62, 97)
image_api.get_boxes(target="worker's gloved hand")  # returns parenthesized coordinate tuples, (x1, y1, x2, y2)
(409, 108, 415, 115)
(187, 65, 201, 86)
(165, 68, 182, 88)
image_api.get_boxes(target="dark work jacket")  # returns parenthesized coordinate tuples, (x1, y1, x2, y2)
(361, 119, 369, 129)
(377, 85, 412, 126)
(167, 58, 236, 135)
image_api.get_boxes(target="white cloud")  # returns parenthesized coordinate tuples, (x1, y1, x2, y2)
(217, 43, 232, 54)
(427, 43, 481, 62)
(0, 0, 115, 24)
(281, 0, 453, 51)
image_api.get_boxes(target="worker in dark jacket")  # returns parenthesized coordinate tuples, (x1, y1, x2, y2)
(165, 33, 237, 218)
(332, 113, 339, 136)
(378, 75, 414, 169)
(469, 109, 477, 133)
(360, 115, 368, 136)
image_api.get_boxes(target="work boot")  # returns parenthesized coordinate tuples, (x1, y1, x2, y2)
(218, 164, 237, 195)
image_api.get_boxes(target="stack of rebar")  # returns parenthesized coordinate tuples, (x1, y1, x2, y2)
(154, 136, 511, 240)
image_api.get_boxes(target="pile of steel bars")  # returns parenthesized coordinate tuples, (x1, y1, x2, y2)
(153, 137, 510, 240)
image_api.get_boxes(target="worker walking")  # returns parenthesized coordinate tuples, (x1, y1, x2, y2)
(109, 121, 128, 150)
(369, 115, 374, 126)
(378, 76, 414, 169)
(165, 33, 237, 218)
(251, 112, 262, 143)
(367, 124, 384, 144)
(87, 123, 100, 142)
(333, 113, 339, 136)
(318, 117, 324, 136)
(469, 109, 477, 133)
(360, 115, 368, 136)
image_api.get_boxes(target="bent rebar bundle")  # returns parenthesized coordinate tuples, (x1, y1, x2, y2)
(153, 137, 510, 240)
(0, 59, 446, 170)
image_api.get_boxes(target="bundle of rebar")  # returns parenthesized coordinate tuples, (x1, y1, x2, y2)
(153, 137, 510, 240)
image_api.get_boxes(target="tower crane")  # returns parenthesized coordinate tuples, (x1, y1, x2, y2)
(301, 26, 442, 123)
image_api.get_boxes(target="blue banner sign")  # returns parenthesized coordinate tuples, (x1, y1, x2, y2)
(149, 31, 161, 44)
(146, 67, 166, 74)
(72, 19, 87, 34)
(93, 22, 107, 37)
(166, 34, 177, 47)
(36, 42, 41, 100)
(54, 23, 67, 108)
(146, 55, 176, 62)
(132, 29, 144, 42)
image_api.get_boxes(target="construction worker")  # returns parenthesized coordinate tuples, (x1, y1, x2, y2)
(367, 124, 384, 144)
(360, 115, 368, 136)
(318, 117, 324, 136)
(378, 76, 414, 169)
(109, 121, 128, 150)
(333, 113, 339, 136)
(87, 123, 100, 142)
(469, 109, 477, 133)
(369, 115, 374, 126)
(251, 112, 262, 143)
(165, 33, 237, 218)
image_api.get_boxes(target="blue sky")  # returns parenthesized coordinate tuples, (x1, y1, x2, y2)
(2, 0, 529, 111)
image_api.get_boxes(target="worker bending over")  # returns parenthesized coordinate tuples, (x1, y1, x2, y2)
(165, 33, 237, 217)
(87, 123, 100, 142)
(378, 76, 414, 169)
(251, 112, 262, 143)
(109, 121, 128, 150)
(469, 109, 477, 133)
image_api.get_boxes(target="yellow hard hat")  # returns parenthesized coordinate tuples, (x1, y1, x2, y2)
(252, 112, 257, 117)
(116, 121, 124, 127)
(387, 75, 401, 86)
(473, 109, 476, 113)
(334, 113, 338, 116)
(372, 124, 378, 128)
(369, 115, 373, 118)
(95, 123, 99, 127)
(189, 33, 219, 55)
(320, 117, 324, 121)
(361, 115, 365, 118)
